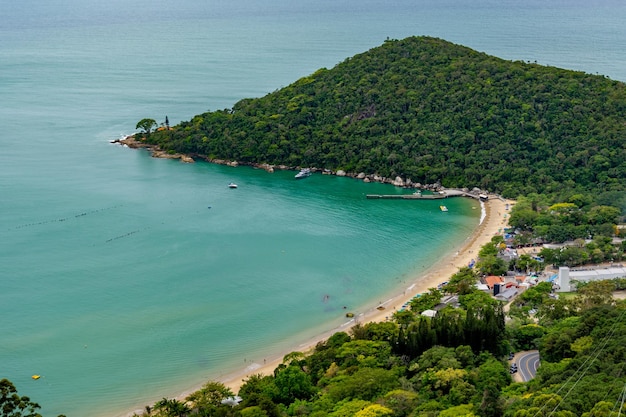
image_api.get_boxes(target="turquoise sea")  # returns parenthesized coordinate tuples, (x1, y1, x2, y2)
(2, 1, 626, 416)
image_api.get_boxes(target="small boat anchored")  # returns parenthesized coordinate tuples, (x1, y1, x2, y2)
(228, 183, 238, 189)
(440, 205, 448, 212)
(295, 168, 311, 179)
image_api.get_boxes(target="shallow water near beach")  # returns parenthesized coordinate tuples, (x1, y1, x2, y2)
(2, 0, 626, 416)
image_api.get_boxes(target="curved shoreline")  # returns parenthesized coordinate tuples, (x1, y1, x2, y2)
(112, 136, 485, 194)
(128, 196, 511, 413)
(112, 137, 513, 416)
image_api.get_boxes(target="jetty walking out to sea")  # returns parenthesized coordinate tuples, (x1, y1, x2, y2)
(366, 189, 484, 200)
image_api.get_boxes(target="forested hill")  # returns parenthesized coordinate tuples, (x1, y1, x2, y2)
(145, 36, 626, 198)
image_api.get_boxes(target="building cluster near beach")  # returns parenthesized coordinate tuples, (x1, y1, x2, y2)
(480, 275, 538, 302)
(478, 243, 625, 304)
(396, 200, 626, 319)
(400, 274, 539, 317)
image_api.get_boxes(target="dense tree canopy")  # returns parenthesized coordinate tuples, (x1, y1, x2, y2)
(11, 269, 625, 417)
(131, 290, 625, 417)
(16, 35, 619, 417)
(142, 36, 626, 198)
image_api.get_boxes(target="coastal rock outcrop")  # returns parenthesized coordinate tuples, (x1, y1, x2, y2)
(112, 136, 195, 163)
(392, 176, 405, 187)
(113, 136, 492, 198)
(259, 164, 274, 173)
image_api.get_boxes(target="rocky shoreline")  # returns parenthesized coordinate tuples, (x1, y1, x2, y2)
(111, 135, 487, 196)
(112, 136, 195, 163)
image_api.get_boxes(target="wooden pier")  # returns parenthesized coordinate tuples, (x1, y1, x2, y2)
(366, 189, 480, 200)
(366, 193, 446, 200)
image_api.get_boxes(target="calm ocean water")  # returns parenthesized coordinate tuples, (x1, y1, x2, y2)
(2, 1, 625, 416)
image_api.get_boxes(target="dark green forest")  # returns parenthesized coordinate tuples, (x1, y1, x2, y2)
(7, 279, 625, 416)
(142, 279, 626, 417)
(9, 36, 626, 417)
(142, 36, 626, 199)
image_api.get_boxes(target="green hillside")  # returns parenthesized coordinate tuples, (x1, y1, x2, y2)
(144, 36, 626, 198)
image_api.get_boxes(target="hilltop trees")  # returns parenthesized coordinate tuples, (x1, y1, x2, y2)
(116, 35, 626, 417)
(143, 36, 626, 199)
(136, 118, 158, 134)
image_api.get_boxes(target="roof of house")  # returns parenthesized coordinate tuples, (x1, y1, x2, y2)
(484, 275, 504, 289)
(569, 267, 626, 280)
(495, 288, 518, 301)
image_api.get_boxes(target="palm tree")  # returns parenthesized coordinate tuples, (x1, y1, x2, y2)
(154, 397, 191, 417)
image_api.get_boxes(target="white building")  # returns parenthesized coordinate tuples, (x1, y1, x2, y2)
(556, 266, 626, 292)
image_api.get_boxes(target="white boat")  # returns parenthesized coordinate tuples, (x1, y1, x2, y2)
(295, 168, 311, 179)
(440, 205, 448, 212)
(228, 183, 238, 188)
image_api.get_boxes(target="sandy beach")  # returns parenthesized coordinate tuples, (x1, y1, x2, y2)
(119, 194, 514, 415)
(214, 195, 514, 394)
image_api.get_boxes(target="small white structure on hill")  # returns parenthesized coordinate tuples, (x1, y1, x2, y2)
(421, 309, 438, 318)
(557, 267, 571, 292)
(557, 266, 626, 292)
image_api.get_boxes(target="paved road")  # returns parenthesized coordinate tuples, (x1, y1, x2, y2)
(513, 350, 540, 382)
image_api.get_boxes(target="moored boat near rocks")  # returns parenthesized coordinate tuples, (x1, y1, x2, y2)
(112, 135, 491, 195)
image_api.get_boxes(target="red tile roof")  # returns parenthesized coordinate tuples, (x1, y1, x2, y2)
(484, 276, 504, 289)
